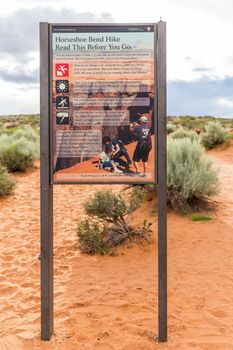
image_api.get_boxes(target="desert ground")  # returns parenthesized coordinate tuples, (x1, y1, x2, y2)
(0, 144, 233, 350)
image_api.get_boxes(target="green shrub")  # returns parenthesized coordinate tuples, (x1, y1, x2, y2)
(77, 187, 151, 254)
(84, 187, 145, 222)
(128, 186, 146, 213)
(201, 121, 226, 149)
(167, 123, 176, 134)
(84, 189, 127, 222)
(225, 133, 233, 140)
(167, 138, 219, 213)
(0, 165, 15, 196)
(170, 128, 198, 142)
(13, 128, 39, 143)
(77, 220, 109, 255)
(0, 114, 40, 129)
(0, 127, 21, 135)
(0, 134, 39, 172)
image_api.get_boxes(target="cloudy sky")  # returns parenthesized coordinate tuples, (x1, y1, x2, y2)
(0, 0, 233, 117)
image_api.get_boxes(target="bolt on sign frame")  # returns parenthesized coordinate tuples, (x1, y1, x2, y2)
(40, 21, 167, 342)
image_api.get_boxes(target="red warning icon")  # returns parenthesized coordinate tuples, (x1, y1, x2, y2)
(55, 63, 69, 77)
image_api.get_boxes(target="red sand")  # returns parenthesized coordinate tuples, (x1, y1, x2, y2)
(0, 145, 233, 349)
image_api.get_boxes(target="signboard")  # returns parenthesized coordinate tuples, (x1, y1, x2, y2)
(40, 21, 167, 342)
(51, 25, 156, 184)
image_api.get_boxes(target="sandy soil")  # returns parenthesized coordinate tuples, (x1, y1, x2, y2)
(0, 145, 233, 349)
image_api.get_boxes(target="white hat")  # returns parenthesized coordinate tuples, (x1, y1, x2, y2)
(140, 116, 148, 123)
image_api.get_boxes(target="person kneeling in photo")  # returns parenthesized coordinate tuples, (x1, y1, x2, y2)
(99, 144, 123, 174)
(102, 136, 132, 169)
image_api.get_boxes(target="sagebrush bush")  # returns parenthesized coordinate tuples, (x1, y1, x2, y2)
(225, 133, 233, 140)
(84, 187, 145, 223)
(13, 128, 39, 143)
(201, 121, 226, 149)
(77, 220, 109, 255)
(0, 165, 15, 196)
(128, 186, 146, 213)
(84, 189, 127, 222)
(77, 187, 151, 254)
(167, 138, 219, 212)
(0, 134, 39, 172)
(170, 128, 198, 142)
(167, 123, 176, 134)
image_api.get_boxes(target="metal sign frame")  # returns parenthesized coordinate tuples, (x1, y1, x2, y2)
(40, 21, 167, 342)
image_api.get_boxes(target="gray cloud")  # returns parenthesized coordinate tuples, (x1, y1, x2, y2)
(0, 7, 113, 58)
(0, 7, 113, 83)
(168, 76, 233, 117)
(192, 67, 212, 72)
(0, 66, 39, 84)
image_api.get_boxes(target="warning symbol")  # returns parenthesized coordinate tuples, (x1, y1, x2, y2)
(55, 64, 69, 77)
(56, 112, 69, 125)
(56, 96, 69, 109)
(56, 80, 69, 93)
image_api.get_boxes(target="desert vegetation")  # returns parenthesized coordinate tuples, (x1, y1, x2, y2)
(0, 114, 40, 131)
(0, 116, 39, 196)
(170, 128, 199, 142)
(201, 121, 227, 149)
(77, 187, 152, 254)
(0, 129, 39, 172)
(167, 122, 176, 134)
(167, 115, 233, 131)
(0, 165, 15, 196)
(167, 137, 219, 213)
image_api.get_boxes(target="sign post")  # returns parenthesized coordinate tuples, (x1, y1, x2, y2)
(40, 21, 167, 342)
(157, 21, 167, 342)
(40, 22, 54, 341)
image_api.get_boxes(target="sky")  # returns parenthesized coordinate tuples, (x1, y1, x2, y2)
(0, 0, 233, 117)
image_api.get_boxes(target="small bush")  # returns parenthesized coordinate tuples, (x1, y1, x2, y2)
(167, 138, 219, 213)
(170, 128, 198, 142)
(13, 128, 39, 143)
(0, 133, 39, 172)
(167, 123, 176, 134)
(77, 187, 151, 254)
(201, 121, 226, 149)
(225, 133, 233, 140)
(77, 220, 109, 255)
(128, 186, 146, 213)
(84, 189, 127, 222)
(84, 187, 145, 222)
(0, 165, 15, 196)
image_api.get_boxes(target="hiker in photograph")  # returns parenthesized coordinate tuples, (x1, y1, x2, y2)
(130, 116, 152, 177)
(102, 136, 132, 169)
(98, 142, 123, 174)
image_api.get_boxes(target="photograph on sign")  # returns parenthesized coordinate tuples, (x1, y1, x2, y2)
(52, 25, 156, 183)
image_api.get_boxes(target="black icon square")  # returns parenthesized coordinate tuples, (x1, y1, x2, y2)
(56, 96, 69, 109)
(56, 80, 69, 93)
(56, 112, 69, 125)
